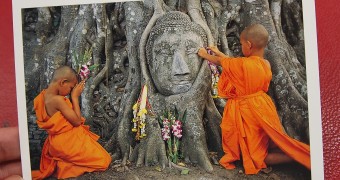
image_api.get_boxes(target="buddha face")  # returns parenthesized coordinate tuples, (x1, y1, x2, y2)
(149, 31, 204, 95)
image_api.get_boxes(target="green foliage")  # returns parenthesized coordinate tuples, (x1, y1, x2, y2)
(72, 47, 94, 74)
(89, 64, 99, 71)
(181, 169, 189, 175)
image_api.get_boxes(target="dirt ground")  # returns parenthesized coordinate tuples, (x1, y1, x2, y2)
(47, 159, 311, 180)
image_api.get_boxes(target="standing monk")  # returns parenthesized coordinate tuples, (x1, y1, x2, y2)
(32, 66, 111, 179)
(198, 24, 310, 174)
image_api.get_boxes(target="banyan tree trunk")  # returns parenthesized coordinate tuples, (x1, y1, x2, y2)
(24, 0, 309, 171)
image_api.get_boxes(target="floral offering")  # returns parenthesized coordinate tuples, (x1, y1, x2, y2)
(132, 85, 150, 140)
(158, 107, 186, 164)
(73, 47, 98, 80)
(207, 49, 220, 98)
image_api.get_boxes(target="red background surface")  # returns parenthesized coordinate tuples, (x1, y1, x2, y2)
(0, 0, 339, 179)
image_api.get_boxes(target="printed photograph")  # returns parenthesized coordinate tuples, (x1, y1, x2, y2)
(13, 0, 322, 179)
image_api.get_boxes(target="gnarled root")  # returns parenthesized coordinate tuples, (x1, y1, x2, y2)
(129, 117, 168, 168)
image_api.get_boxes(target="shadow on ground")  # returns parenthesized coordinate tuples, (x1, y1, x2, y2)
(46, 160, 311, 180)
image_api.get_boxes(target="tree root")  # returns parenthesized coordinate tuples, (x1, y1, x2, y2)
(132, 116, 167, 167)
(117, 1, 145, 167)
(201, 0, 219, 43)
(204, 94, 223, 155)
(139, 0, 165, 92)
(270, 0, 285, 40)
(187, 0, 214, 46)
(168, 160, 190, 171)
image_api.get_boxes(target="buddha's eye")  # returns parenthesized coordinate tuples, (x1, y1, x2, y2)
(185, 41, 198, 54)
(186, 47, 197, 54)
(160, 49, 172, 55)
(154, 44, 173, 56)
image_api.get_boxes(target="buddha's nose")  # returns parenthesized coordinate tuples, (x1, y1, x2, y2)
(171, 51, 190, 76)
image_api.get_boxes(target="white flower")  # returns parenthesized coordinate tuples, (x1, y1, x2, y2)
(162, 125, 171, 141)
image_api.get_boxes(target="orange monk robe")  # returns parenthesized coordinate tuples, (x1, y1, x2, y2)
(31, 90, 111, 179)
(217, 56, 310, 174)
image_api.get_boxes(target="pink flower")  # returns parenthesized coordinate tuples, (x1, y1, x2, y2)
(172, 120, 182, 128)
(163, 118, 170, 126)
(162, 125, 171, 141)
(173, 130, 182, 139)
(79, 64, 90, 80)
(171, 120, 182, 139)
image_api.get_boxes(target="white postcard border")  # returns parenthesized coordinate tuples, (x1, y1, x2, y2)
(12, 0, 323, 179)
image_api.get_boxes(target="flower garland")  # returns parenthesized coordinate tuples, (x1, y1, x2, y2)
(132, 85, 152, 140)
(158, 107, 186, 164)
(207, 49, 220, 98)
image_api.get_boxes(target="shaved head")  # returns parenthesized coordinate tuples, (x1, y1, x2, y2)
(51, 66, 77, 83)
(241, 24, 269, 49)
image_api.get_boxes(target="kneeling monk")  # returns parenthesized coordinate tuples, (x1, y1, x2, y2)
(32, 66, 111, 179)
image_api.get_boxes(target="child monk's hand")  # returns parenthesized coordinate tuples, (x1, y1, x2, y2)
(198, 47, 208, 57)
(71, 80, 85, 98)
(207, 46, 220, 54)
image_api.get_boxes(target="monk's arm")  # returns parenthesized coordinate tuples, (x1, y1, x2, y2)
(71, 96, 82, 123)
(70, 80, 85, 123)
(198, 48, 222, 66)
(264, 59, 271, 70)
(55, 97, 82, 126)
(207, 46, 228, 58)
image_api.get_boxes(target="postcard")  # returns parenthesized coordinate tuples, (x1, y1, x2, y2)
(12, 0, 323, 179)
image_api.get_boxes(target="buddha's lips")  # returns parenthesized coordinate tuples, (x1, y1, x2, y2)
(171, 80, 191, 85)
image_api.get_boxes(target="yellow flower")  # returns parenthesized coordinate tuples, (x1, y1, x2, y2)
(132, 103, 138, 110)
(132, 128, 137, 132)
(139, 123, 146, 128)
(141, 108, 147, 114)
(137, 108, 147, 117)
(132, 118, 137, 122)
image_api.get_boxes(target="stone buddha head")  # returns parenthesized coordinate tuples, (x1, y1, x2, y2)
(146, 11, 208, 96)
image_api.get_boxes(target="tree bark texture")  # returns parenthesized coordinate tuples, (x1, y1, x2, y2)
(23, 0, 308, 171)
